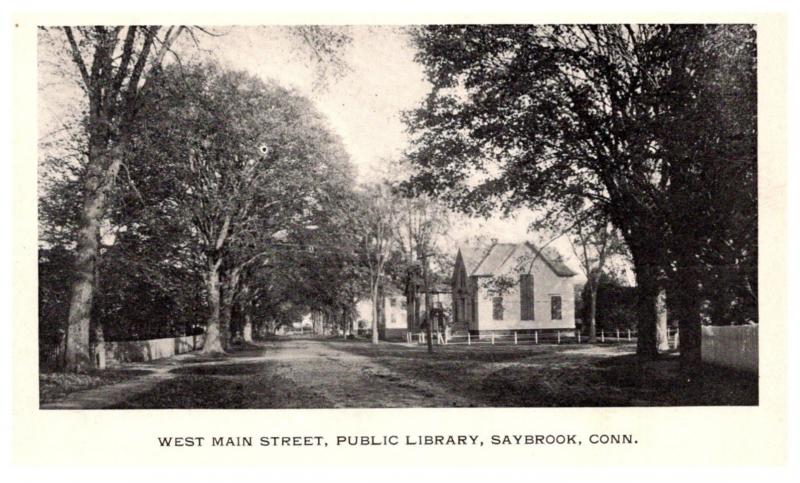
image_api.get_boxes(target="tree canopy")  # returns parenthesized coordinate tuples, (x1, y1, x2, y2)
(404, 24, 757, 367)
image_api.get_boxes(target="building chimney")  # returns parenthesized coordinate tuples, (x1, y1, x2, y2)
(490, 238, 498, 245)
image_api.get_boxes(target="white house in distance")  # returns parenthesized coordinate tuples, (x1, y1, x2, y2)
(354, 283, 451, 340)
(355, 284, 408, 340)
(452, 240, 578, 335)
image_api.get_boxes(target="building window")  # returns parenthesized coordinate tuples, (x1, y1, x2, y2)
(520, 274, 534, 320)
(492, 297, 504, 320)
(389, 297, 396, 307)
(551, 295, 562, 320)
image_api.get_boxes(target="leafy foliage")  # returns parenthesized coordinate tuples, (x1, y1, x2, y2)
(404, 25, 757, 364)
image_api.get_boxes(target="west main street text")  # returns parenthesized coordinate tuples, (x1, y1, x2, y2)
(157, 434, 638, 448)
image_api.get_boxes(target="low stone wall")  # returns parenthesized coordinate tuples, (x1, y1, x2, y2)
(701, 325, 758, 374)
(96, 334, 205, 368)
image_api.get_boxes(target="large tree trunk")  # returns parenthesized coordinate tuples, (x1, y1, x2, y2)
(219, 286, 234, 350)
(588, 284, 598, 343)
(413, 292, 421, 332)
(406, 294, 416, 333)
(633, 262, 660, 359)
(220, 300, 232, 349)
(63, 220, 98, 372)
(202, 259, 224, 354)
(371, 283, 380, 344)
(405, 272, 416, 333)
(342, 307, 351, 337)
(673, 266, 703, 375)
(219, 268, 241, 349)
(656, 288, 670, 352)
(613, 214, 666, 359)
(63, 140, 123, 372)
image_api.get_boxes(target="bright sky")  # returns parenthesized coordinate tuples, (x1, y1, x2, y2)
(186, 26, 427, 182)
(38, 26, 590, 281)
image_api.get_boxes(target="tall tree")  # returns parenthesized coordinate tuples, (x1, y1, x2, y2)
(42, 25, 353, 370)
(127, 63, 354, 353)
(656, 25, 757, 369)
(560, 209, 626, 343)
(404, 25, 756, 368)
(358, 184, 397, 344)
(46, 26, 186, 371)
(391, 192, 451, 335)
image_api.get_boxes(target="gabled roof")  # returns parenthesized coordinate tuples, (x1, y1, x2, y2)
(525, 242, 578, 278)
(457, 241, 577, 278)
(473, 243, 517, 276)
(458, 246, 489, 275)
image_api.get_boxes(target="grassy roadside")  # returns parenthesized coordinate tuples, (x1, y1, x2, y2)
(39, 369, 151, 404)
(108, 361, 331, 409)
(329, 340, 758, 407)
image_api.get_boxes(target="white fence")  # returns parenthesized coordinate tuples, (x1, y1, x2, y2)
(407, 329, 642, 346)
(96, 334, 205, 368)
(701, 325, 758, 374)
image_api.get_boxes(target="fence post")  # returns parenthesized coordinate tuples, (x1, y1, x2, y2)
(601, 331, 605, 343)
(577, 332, 581, 344)
(514, 331, 518, 345)
(535, 331, 538, 344)
(467, 332, 471, 345)
(616, 329, 620, 341)
(491, 332, 495, 345)
(557, 331, 561, 344)
(627, 329, 631, 341)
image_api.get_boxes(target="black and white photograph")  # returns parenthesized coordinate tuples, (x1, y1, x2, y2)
(35, 23, 759, 411)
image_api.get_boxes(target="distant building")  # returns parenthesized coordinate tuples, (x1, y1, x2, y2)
(355, 284, 408, 340)
(355, 283, 451, 341)
(452, 241, 578, 334)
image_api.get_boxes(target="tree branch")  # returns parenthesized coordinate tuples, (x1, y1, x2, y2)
(63, 27, 91, 89)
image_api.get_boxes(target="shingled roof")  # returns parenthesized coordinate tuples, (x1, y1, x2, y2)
(457, 241, 577, 278)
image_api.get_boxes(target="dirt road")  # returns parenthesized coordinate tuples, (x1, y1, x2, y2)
(41, 337, 756, 408)
(43, 338, 477, 409)
(262, 338, 476, 408)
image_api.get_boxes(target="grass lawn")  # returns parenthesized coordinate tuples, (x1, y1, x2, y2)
(328, 339, 758, 407)
(39, 369, 151, 404)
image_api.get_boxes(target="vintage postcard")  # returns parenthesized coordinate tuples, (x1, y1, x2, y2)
(11, 11, 788, 468)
